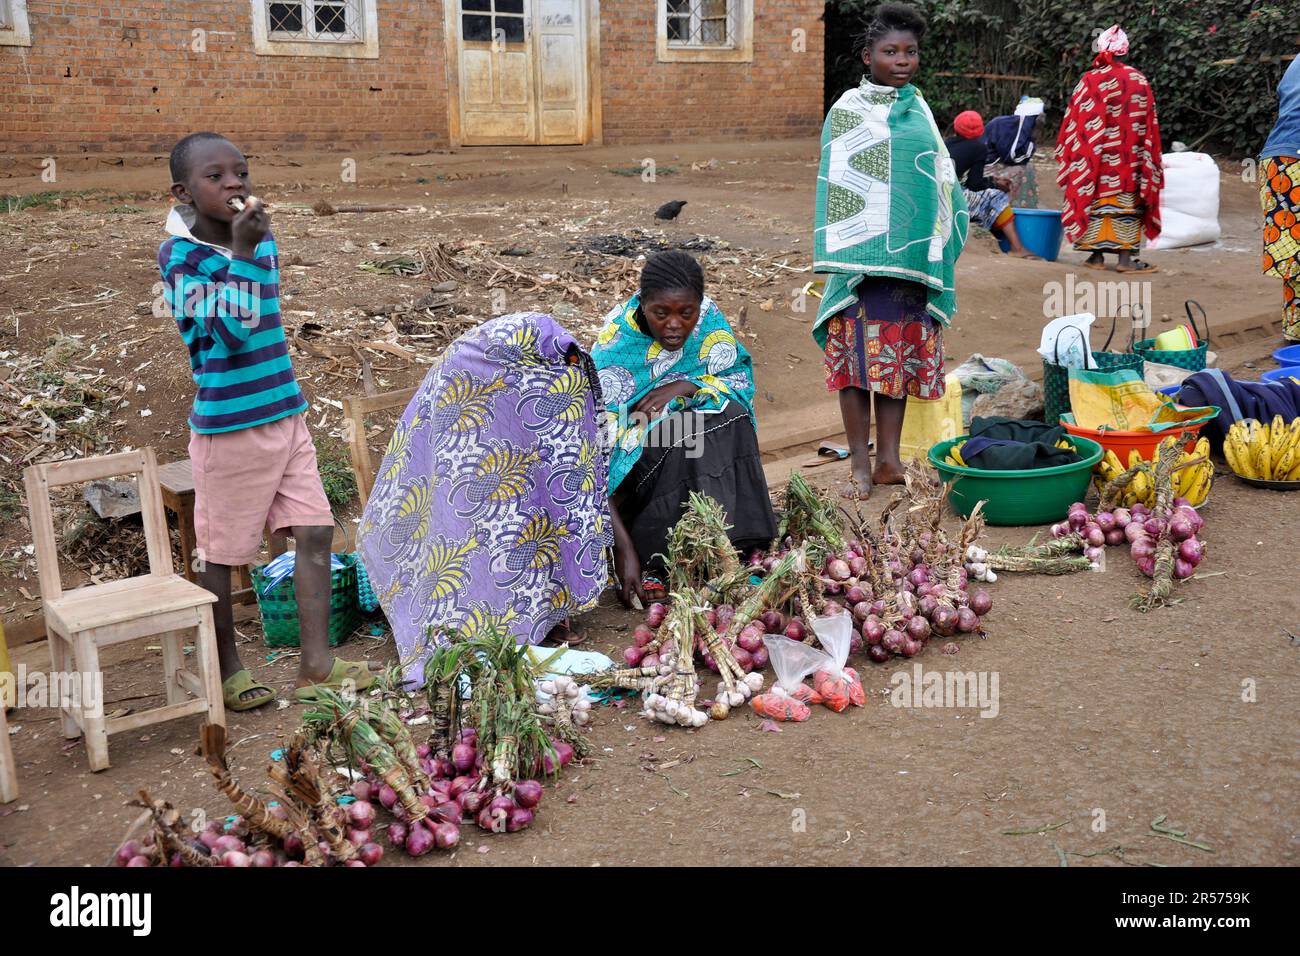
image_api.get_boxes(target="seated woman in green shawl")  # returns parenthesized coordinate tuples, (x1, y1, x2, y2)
(593, 252, 778, 603)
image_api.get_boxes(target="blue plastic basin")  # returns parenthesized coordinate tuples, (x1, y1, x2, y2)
(1011, 208, 1063, 261)
(1261, 367, 1300, 384)
(1272, 344, 1300, 367)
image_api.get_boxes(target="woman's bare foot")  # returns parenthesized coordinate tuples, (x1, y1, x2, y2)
(839, 467, 873, 500)
(871, 461, 907, 485)
(1084, 252, 1109, 271)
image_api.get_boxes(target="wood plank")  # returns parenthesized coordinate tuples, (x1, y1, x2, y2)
(0, 702, 17, 803)
(22, 463, 63, 602)
(2, 613, 48, 648)
(342, 386, 417, 416)
(137, 449, 174, 577)
(35, 449, 148, 488)
(175, 668, 203, 697)
(107, 699, 208, 736)
(48, 578, 212, 635)
(81, 606, 206, 648)
(155, 458, 195, 496)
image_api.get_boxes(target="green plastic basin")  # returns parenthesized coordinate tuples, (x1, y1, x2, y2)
(927, 436, 1103, 526)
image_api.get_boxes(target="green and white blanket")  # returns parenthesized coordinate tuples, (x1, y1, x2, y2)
(813, 79, 969, 347)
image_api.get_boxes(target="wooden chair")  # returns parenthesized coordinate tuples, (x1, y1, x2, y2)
(341, 386, 418, 502)
(0, 701, 16, 803)
(23, 448, 225, 772)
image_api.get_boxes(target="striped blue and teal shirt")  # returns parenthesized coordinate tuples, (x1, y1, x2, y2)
(158, 205, 308, 434)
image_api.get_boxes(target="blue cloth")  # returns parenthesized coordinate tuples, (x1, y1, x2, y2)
(1261, 57, 1300, 161)
(1176, 368, 1300, 450)
(985, 114, 1038, 166)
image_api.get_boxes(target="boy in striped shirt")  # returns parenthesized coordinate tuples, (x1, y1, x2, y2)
(160, 132, 375, 709)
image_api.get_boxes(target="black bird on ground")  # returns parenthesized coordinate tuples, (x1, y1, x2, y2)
(654, 200, 687, 222)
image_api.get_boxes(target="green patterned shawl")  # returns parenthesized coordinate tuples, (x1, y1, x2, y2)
(813, 79, 969, 347)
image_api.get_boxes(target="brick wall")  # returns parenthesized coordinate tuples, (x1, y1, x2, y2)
(597, 0, 825, 145)
(0, 1, 448, 156)
(0, 1, 824, 156)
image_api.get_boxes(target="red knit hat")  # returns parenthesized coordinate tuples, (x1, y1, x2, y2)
(954, 110, 985, 139)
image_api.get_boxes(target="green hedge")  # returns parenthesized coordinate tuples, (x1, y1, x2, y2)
(824, 0, 1298, 157)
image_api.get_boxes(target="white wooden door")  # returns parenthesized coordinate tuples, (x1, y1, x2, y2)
(453, 0, 588, 145)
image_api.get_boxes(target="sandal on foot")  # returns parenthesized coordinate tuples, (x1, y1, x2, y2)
(545, 618, 587, 647)
(1083, 258, 1110, 272)
(642, 577, 668, 603)
(222, 670, 277, 712)
(1116, 259, 1159, 274)
(293, 658, 378, 703)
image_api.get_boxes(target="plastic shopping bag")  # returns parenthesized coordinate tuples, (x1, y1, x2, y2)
(1038, 314, 1098, 371)
(898, 373, 962, 462)
(1067, 366, 1219, 432)
(751, 634, 831, 722)
(808, 610, 865, 712)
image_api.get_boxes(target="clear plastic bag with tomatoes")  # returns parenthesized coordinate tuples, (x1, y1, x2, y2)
(809, 609, 865, 713)
(750, 634, 831, 722)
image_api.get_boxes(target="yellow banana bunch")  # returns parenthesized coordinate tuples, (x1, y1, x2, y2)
(1093, 442, 1214, 507)
(1175, 437, 1214, 506)
(945, 440, 968, 468)
(1226, 417, 1300, 481)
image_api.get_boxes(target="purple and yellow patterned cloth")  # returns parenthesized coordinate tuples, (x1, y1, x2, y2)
(357, 313, 612, 686)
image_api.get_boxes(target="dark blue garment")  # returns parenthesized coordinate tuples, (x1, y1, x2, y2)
(1176, 369, 1300, 450)
(985, 114, 1038, 166)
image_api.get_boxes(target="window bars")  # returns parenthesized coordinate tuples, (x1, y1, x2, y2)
(269, 0, 363, 43)
(666, 0, 734, 48)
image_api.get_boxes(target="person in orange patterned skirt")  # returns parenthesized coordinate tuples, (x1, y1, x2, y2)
(1260, 56, 1300, 342)
(1055, 25, 1163, 274)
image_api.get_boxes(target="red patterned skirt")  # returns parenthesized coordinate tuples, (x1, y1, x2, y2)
(823, 278, 945, 399)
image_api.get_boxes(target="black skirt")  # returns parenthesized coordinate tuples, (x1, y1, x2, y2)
(621, 400, 779, 575)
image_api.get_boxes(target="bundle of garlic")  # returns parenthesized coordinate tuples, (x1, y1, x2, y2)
(642, 692, 708, 728)
(536, 674, 593, 726)
(964, 545, 998, 584)
(708, 672, 765, 720)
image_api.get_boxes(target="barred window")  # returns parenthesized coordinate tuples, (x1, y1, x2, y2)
(657, 0, 749, 62)
(251, 0, 377, 57)
(665, 0, 734, 49)
(268, 0, 363, 43)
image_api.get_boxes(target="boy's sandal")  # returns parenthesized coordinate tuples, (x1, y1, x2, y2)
(1116, 259, 1159, 274)
(222, 670, 278, 712)
(292, 658, 378, 703)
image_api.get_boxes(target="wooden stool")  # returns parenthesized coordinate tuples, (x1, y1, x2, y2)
(0, 700, 16, 803)
(24, 448, 225, 772)
(157, 458, 284, 623)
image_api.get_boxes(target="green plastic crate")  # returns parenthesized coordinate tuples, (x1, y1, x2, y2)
(251, 552, 360, 648)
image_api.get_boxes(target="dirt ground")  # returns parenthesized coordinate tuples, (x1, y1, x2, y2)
(1, 140, 1297, 867)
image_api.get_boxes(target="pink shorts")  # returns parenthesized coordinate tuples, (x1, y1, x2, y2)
(189, 414, 334, 566)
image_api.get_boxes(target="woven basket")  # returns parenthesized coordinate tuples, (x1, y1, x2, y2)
(1133, 300, 1210, 372)
(252, 552, 360, 648)
(1043, 319, 1144, 423)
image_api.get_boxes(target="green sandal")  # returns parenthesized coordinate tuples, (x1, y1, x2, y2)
(293, 658, 378, 703)
(222, 670, 278, 712)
